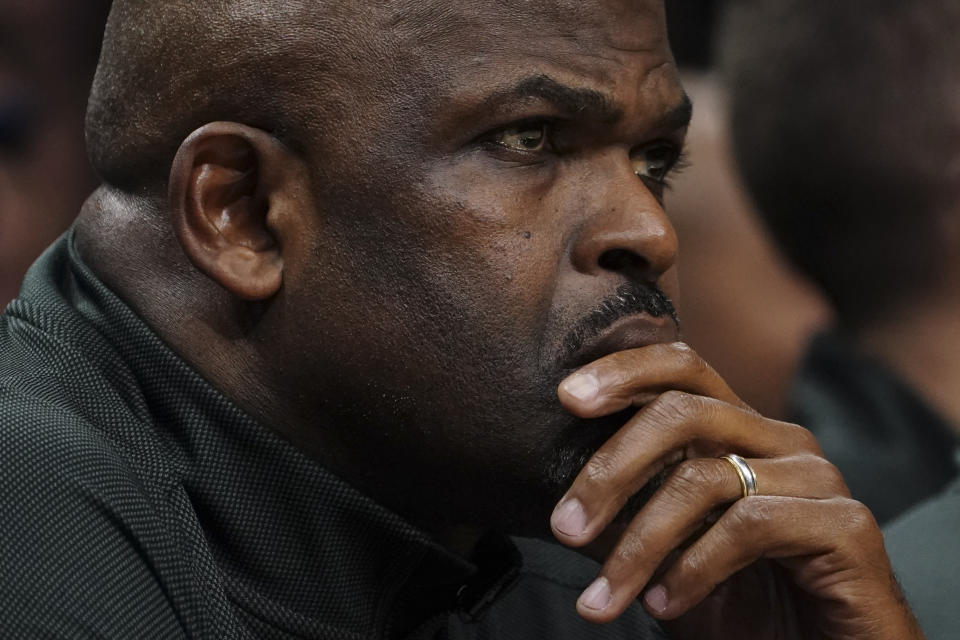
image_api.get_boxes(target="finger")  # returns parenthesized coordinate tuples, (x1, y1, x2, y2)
(551, 392, 822, 545)
(640, 496, 883, 621)
(572, 456, 848, 622)
(558, 342, 752, 419)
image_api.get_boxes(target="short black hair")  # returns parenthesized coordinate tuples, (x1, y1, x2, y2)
(721, 0, 960, 328)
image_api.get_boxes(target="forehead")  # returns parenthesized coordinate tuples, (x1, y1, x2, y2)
(384, 0, 666, 49)
(350, 0, 678, 120)
(385, 0, 668, 78)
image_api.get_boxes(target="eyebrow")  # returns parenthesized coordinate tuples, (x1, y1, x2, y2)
(658, 93, 693, 132)
(496, 75, 622, 122)
(481, 74, 692, 132)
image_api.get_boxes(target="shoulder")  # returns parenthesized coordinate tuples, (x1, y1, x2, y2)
(884, 477, 960, 640)
(0, 384, 145, 497)
(0, 387, 185, 638)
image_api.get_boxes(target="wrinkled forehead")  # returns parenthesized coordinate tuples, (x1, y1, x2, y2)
(352, 0, 676, 124)
(380, 0, 670, 78)
(384, 0, 666, 47)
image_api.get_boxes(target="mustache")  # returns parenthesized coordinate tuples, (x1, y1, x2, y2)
(561, 281, 680, 365)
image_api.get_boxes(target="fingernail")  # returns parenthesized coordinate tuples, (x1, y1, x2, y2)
(579, 576, 612, 611)
(562, 373, 599, 403)
(644, 584, 669, 615)
(551, 498, 588, 537)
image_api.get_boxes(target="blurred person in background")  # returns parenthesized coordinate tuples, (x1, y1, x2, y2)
(722, 1, 960, 634)
(663, 0, 832, 420)
(0, 0, 112, 306)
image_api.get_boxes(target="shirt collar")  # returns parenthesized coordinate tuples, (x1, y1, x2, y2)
(15, 230, 521, 637)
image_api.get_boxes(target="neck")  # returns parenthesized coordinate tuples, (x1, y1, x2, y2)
(856, 295, 960, 434)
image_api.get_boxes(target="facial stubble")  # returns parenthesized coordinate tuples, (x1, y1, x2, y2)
(543, 281, 680, 519)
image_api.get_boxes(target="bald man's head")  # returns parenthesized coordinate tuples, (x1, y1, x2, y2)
(86, 0, 362, 192)
(87, 0, 668, 194)
(77, 0, 690, 536)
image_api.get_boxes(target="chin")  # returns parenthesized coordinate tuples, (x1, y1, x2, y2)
(543, 408, 637, 493)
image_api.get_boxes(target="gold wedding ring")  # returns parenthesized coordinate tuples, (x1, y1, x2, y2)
(721, 454, 758, 499)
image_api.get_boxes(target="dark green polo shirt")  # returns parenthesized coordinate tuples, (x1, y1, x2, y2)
(885, 476, 960, 640)
(790, 332, 959, 524)
(0, 232, 665, 639)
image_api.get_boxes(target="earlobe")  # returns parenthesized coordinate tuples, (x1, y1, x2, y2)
(169, 121, 296, 301)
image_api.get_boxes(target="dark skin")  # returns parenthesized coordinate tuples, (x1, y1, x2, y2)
(76, 0, 923, 637)
(555, 348, 919, 637)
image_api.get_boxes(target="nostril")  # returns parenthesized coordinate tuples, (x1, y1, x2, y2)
(598, 248, 648, 274)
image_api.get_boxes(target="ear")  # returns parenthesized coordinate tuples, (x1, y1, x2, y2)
(168, 121, 304, 301)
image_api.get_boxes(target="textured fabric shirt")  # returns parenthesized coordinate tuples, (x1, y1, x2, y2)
(0, 232, 666, 640)
(789, 332, 959, 524)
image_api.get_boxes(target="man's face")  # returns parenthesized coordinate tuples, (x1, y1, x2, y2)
(276, 0, 688, 534)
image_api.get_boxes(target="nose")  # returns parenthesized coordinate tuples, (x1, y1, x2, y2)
(569, 160, 679, 282)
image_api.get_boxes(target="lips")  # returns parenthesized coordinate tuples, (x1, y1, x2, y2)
(566, 312, 679, 369)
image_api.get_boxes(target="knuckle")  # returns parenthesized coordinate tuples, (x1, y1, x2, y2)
(652, 390, 701, 422)
(673, 342, 709, 374)
(579, 451, 620, 492)
(678, 545, 710, 579)
(778, 421, 822, 454)
(611, 536, 647, 567)
(668, 460, 725, 501)
(830, 498, 884, 555)
(813, 457, 849, 495)
(798, 431, 823, 455)
(843, 499, 879, 535)
(726, 497, 771, 530)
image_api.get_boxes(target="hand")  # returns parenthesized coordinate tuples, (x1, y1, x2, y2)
(551, 342, 924, 640)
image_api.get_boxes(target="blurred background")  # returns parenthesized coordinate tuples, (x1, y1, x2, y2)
(665, 0, 959, 529)
(663, 0, 833, 421)
(0, 0, 111, 305)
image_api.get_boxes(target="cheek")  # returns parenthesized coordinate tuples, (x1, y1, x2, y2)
(297, 150, 574, 411)
(409, 227, 558, 372)
(379, 168, 564, 348)
(299, 193, 557, 380)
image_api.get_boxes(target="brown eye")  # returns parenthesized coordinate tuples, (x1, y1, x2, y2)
(633, 144, 679, 182)
(495, 124, 548, 152)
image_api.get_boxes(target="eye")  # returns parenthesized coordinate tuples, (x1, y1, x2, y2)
(632, 143, 681, 182)
(492, 123, 549, 152)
